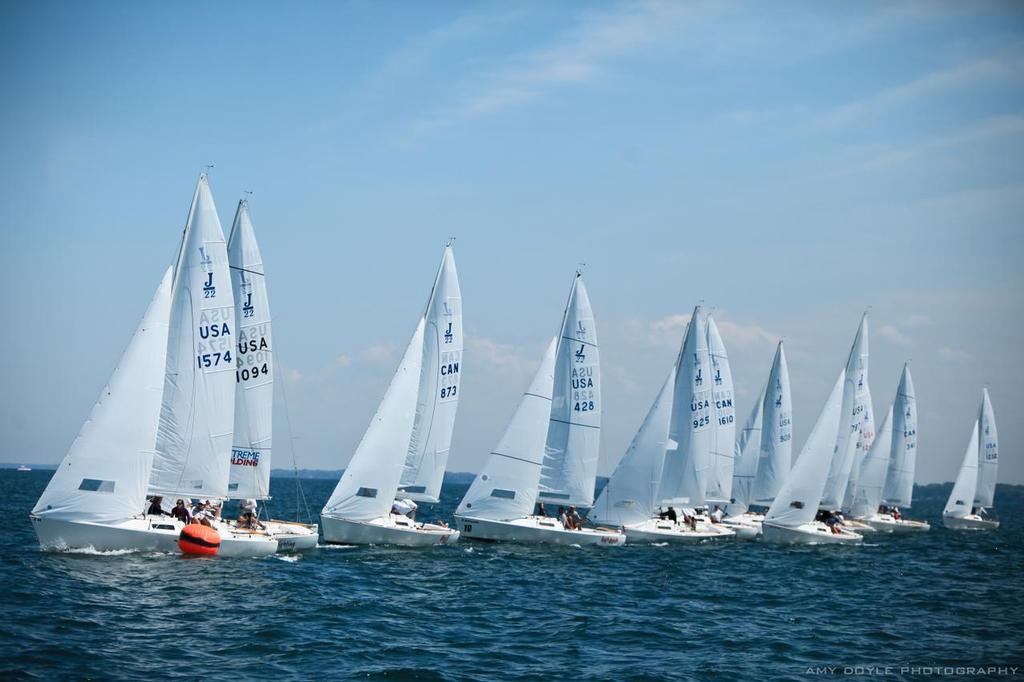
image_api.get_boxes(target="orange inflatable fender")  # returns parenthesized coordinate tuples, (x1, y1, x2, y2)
(178, 523, 221, 556)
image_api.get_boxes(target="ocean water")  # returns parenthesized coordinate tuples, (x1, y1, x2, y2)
(2, 470, 1022, 681)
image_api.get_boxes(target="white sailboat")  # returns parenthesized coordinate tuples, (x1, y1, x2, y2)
(862, 365, 929, 532)
(762, 369, 863, 544)
(320, 246, 462, 546)
(820, 313, 876, 533)
(454, 275, 625, 546)
(705, 316, 737, 507)
(943, 389, 1000, 530)
(225, 199, 317, 551)
(723, 341, 792, 537)
(33, 175, 276, 556)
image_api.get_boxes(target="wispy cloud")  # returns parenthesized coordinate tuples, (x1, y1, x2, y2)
(938, 346, 973, 362)
(642, 312, 779, 349)
(878, 324, 914, 347)
(411, 1, 713, 134)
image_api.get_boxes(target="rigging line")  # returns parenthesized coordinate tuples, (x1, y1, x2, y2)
(276, 346, 313, 523)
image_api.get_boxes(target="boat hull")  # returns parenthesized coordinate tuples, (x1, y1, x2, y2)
(624, 518, 730, 544)
(943, 514, 1000, 531)
(862, 514, 930, 533)
(762, 521, 863, 545)
(210, 523, 279, 557)
(264, 520, 320, 551)
(455, 515, 625, 546)
(321, 514, 459, 546)
(31, 515, 182, 553)
(721, 513, 762, 539)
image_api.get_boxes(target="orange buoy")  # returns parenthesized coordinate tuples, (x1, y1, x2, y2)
(178, 523, 221, 556)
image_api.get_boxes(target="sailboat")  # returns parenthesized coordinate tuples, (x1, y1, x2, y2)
(32, 175, 277, 556)
(593, 307, 734, 542)
(723, 341, 792, 537)
(858, 365, 929, 532)
(320, 246, 462, 545)
(454, 274, 625, 546)
(943, 389, 1000, 530)
(762, 369, 863, 544)
(820, 313, 876, 533)
(224, 199, 318, 551)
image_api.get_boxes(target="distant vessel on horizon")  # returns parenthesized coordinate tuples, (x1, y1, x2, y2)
(17, 465, 31, 472)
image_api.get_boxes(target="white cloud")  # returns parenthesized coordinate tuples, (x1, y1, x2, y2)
(359, 343, 395, 363)
(639, 312, 779, 350)
(878, 324, 914, 347)
(938, 346, 973, 362)
(334, 354, 352, 368)
(905, 314, 932, 327)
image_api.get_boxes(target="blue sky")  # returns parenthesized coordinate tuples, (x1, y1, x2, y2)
(1, 1, 1022, 485)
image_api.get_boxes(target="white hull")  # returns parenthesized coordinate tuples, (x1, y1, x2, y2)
(321, 514, 459, 546)
(943, 514, 1000, 531)
(623, 517, 732, 544)
(840, 518, 878, 533)
(264, 520, 320, 552)
(862, 513, 930, 533)
(210, 520, 279, 557)
(722, 512, 763, 539)
(762, 521, 863, 545)
(455, 515, 626, 546)
(31, 515, 182, 553)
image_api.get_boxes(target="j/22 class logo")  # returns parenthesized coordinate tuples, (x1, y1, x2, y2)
(239, 271, 254, 318)
(199, 248, 216, 298)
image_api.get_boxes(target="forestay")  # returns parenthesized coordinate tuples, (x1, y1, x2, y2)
(944, 421, 980, 518)
(150, 175, 237, 499)
(659, 307, 712, 506)
(227, 200, 273, 500)
(590, 367, 676, 527)
(821, 313, 871, 510)
(882, 364, 917, 507)
(323, 319, 425, 521)
(975, 389, 998, 508)
(765, 369, 845, 528)
(539, 274, 601, 507)
(849, 406, 893, 519)
(705, 316, 736, 504)
(727, 385, 764, 516)
(457, 339, 557, 521)
(753, 341, 792, 505)
(33, 268, 172, 523)
(400, 245, 463, 503)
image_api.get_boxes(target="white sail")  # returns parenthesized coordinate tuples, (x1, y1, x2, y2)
(821, 313, 871, 509)
(457, 339, 558, 521)
(727, 385, 764, 516)
(399, 244, 463, 503)
(705, 315, 736, 504)
(882, 364, 917, 507)
(753, 341, 793, 504)
(590, 367, 676, 527)
(539, 274, 601, 507)
(975, 388, 999, 508)
(149, 174, 236, 499)
(849, 406, 893, 519)
(944, 420, 980, 518)
(227, 199, 273, 500)
(765, 369, 845, 528)
(323, 319, 425, 521)
(33, 268, 172, 522)
(659, 306, 712, 506)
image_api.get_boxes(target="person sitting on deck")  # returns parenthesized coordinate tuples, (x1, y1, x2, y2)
(170, 499, 191, 524)
(825, 513, 842, 534)
(146, 496, 167, 516)
(658, 507, 669, 520)
(710, 505, 724, 524)
(892, 507, 901, 521)
(391, 498, 418, 520)
(536, 502, 547, 517)
(237, 498, 261, 529)
(567, 506, 582, 530)
(192, 500, 214, 527)
(684, 512, 697, 531)
(558, 506, 569, 529)
(666, 507, 678, 523)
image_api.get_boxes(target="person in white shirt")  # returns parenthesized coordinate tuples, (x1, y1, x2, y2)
(391, 498, 418, 519)
(710, 505, 724, 523)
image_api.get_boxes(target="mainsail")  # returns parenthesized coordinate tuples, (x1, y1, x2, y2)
(765, 369, 845, 528)
(33, 268, 172, 522)
(821, 313, 871, 510)
(227, 199, 273, 500)
(975, 388, 999, 508)
(705, 316, 736, 504)
(753, 341, 792, 504)
(944, 421, 980, 518)
(457, 339, 558, 521)
(727, 385, 764, 516)
(849, 406, 894, 519)
(322, 320, 425, 521)
(149, 174, 237, 499)
(399, 245, 463, 503)
(882, 364, 917, 507)
(539, 274, 601, 507)
(659, 307, 712, 506)
(590, 367, 676, 528)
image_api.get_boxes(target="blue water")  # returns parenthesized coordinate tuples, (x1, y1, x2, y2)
(2, 471, 1022, 681)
